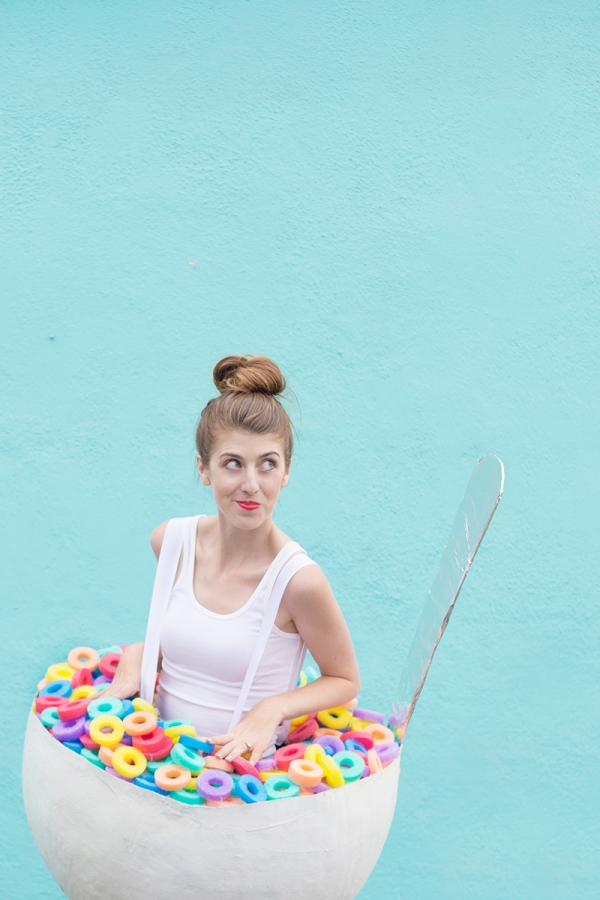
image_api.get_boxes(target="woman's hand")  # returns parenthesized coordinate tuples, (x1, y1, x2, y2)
(96, 643, 144, 701)
(202, 697, 283, 766)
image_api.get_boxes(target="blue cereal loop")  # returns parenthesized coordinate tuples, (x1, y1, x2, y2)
(179, 735, 214, 754)
(39, 679, 72, 699)
(237, 775, 267, 804)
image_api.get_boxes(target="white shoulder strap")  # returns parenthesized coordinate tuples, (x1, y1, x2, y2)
(228, 544, 317, 730)
(139, 518, 186, 702)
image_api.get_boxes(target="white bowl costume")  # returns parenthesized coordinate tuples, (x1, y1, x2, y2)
(23, 457, 504, 900)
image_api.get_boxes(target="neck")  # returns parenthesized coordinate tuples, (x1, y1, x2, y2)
(210, 511, 279, 569)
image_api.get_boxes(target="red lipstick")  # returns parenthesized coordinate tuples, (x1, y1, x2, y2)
(236, 501, 260, 510)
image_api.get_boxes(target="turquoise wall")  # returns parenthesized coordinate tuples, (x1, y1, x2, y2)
(3, 2, 599, 897)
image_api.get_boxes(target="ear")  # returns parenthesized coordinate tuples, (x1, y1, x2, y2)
(197, 455, 211, 486)
(281, 461, 291, 488)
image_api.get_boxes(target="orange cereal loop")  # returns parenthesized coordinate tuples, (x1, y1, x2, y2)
(204, 756, 234, 773)
(99, 744, 121, 767)
(67, 646, 100, 671)
(123, 711, 158, 737)
(205, 798, 244, 807)
(367, 748, 383, 775)
(314, 728, 343, 739)
(154, 764, 191, 792)
(288, 759, 324, 788)
(362, 723, 395, 746)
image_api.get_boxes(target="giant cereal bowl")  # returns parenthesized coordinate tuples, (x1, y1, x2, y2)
(23, 711, 400, 900)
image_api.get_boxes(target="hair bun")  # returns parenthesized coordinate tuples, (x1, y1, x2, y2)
(213, 355, 286, 396)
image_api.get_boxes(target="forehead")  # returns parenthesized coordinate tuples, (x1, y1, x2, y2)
(212, 430, 284, 457)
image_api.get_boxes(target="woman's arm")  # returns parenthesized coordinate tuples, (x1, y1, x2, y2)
(98, 523, 171, 700)
(207, 565, 361, 765)
(99, 641, 145, 699)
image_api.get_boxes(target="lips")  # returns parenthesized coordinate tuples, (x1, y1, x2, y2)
(236, 501, 260, 510)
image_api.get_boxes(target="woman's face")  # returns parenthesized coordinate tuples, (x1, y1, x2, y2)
(197, 430, 290, 530)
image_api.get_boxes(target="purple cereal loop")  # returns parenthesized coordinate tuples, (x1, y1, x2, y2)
(311, 783, 331, 793)
(52, 716, 87, 742)
(375, 742, 400, 764)
(197, 769, 233, 802)
(120, 733, 132, 746)
(255, 758, 276, 772)
(105, 766, 130, 781)
(388, 704, 408, 729)
(94, 675, 112, 686)
(353, 708, 386, 725)
(360, 766, 370, 778)
(314, 735, 344, 756)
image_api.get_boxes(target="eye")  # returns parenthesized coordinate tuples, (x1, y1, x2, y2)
(260, 458, 277, 470)
(224, 459, 241, 470)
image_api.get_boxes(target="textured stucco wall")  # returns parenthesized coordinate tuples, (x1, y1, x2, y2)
(2, 2, 599, 898)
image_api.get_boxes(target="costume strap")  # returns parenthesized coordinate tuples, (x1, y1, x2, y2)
(139, 518, 186, 703)
(228, 544, 317, 731)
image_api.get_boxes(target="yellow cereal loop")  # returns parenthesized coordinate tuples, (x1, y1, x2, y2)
(321, 755, 344, 789)
(46, 663, 76, 682)
(164, 724, 197, 742)
(290, 714, 309, 728)
(132, 698, 155, 715)
(297, 671, 307, 688)
(304, 744, 327, 768)
(184, 776, 198, 792)
(259, 770, 286, 783)
(71, 685, 97, 700)
(350, 717, 371, 731)
(90, 714, 125, 747)
(316, 707, 352, 731)
(112, 746, 147, 779)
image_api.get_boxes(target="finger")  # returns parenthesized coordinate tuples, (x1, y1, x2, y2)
(205, 733, 233, 746)
(249, 749, 262, 766)
(220, 739, 245, 761)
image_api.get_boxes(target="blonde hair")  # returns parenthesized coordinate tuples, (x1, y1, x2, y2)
(196, 355, 294, 466)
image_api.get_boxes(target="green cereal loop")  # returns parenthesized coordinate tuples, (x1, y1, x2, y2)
(96, 646, 123, 658)
(81, 748, 106, 769)
(88, 696, 124, 719)
(332, 750, 365, 783)
(170, 743, 205, 774)
(146, 756, 174, 773)
(40, 707, 61, 728)
(265, 773, 301, 801)
(171, 789, 204, 805)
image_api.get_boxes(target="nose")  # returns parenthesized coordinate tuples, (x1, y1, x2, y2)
(240, 469, 259, 496)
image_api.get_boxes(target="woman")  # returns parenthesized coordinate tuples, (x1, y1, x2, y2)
(104, 354, 360, 765)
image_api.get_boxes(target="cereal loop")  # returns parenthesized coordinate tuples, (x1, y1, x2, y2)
(89, 714, 125, 747)
(67, 647, 100, 671)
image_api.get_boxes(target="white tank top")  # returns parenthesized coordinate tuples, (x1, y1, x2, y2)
(156, 516, 315, 753)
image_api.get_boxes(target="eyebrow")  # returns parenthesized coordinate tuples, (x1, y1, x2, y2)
(219, 450, 281, 459)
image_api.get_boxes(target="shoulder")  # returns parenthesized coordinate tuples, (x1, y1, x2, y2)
(150, 515, 215, 559)
(283, 560, 333, 607)
(150, 520, 171, 559)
